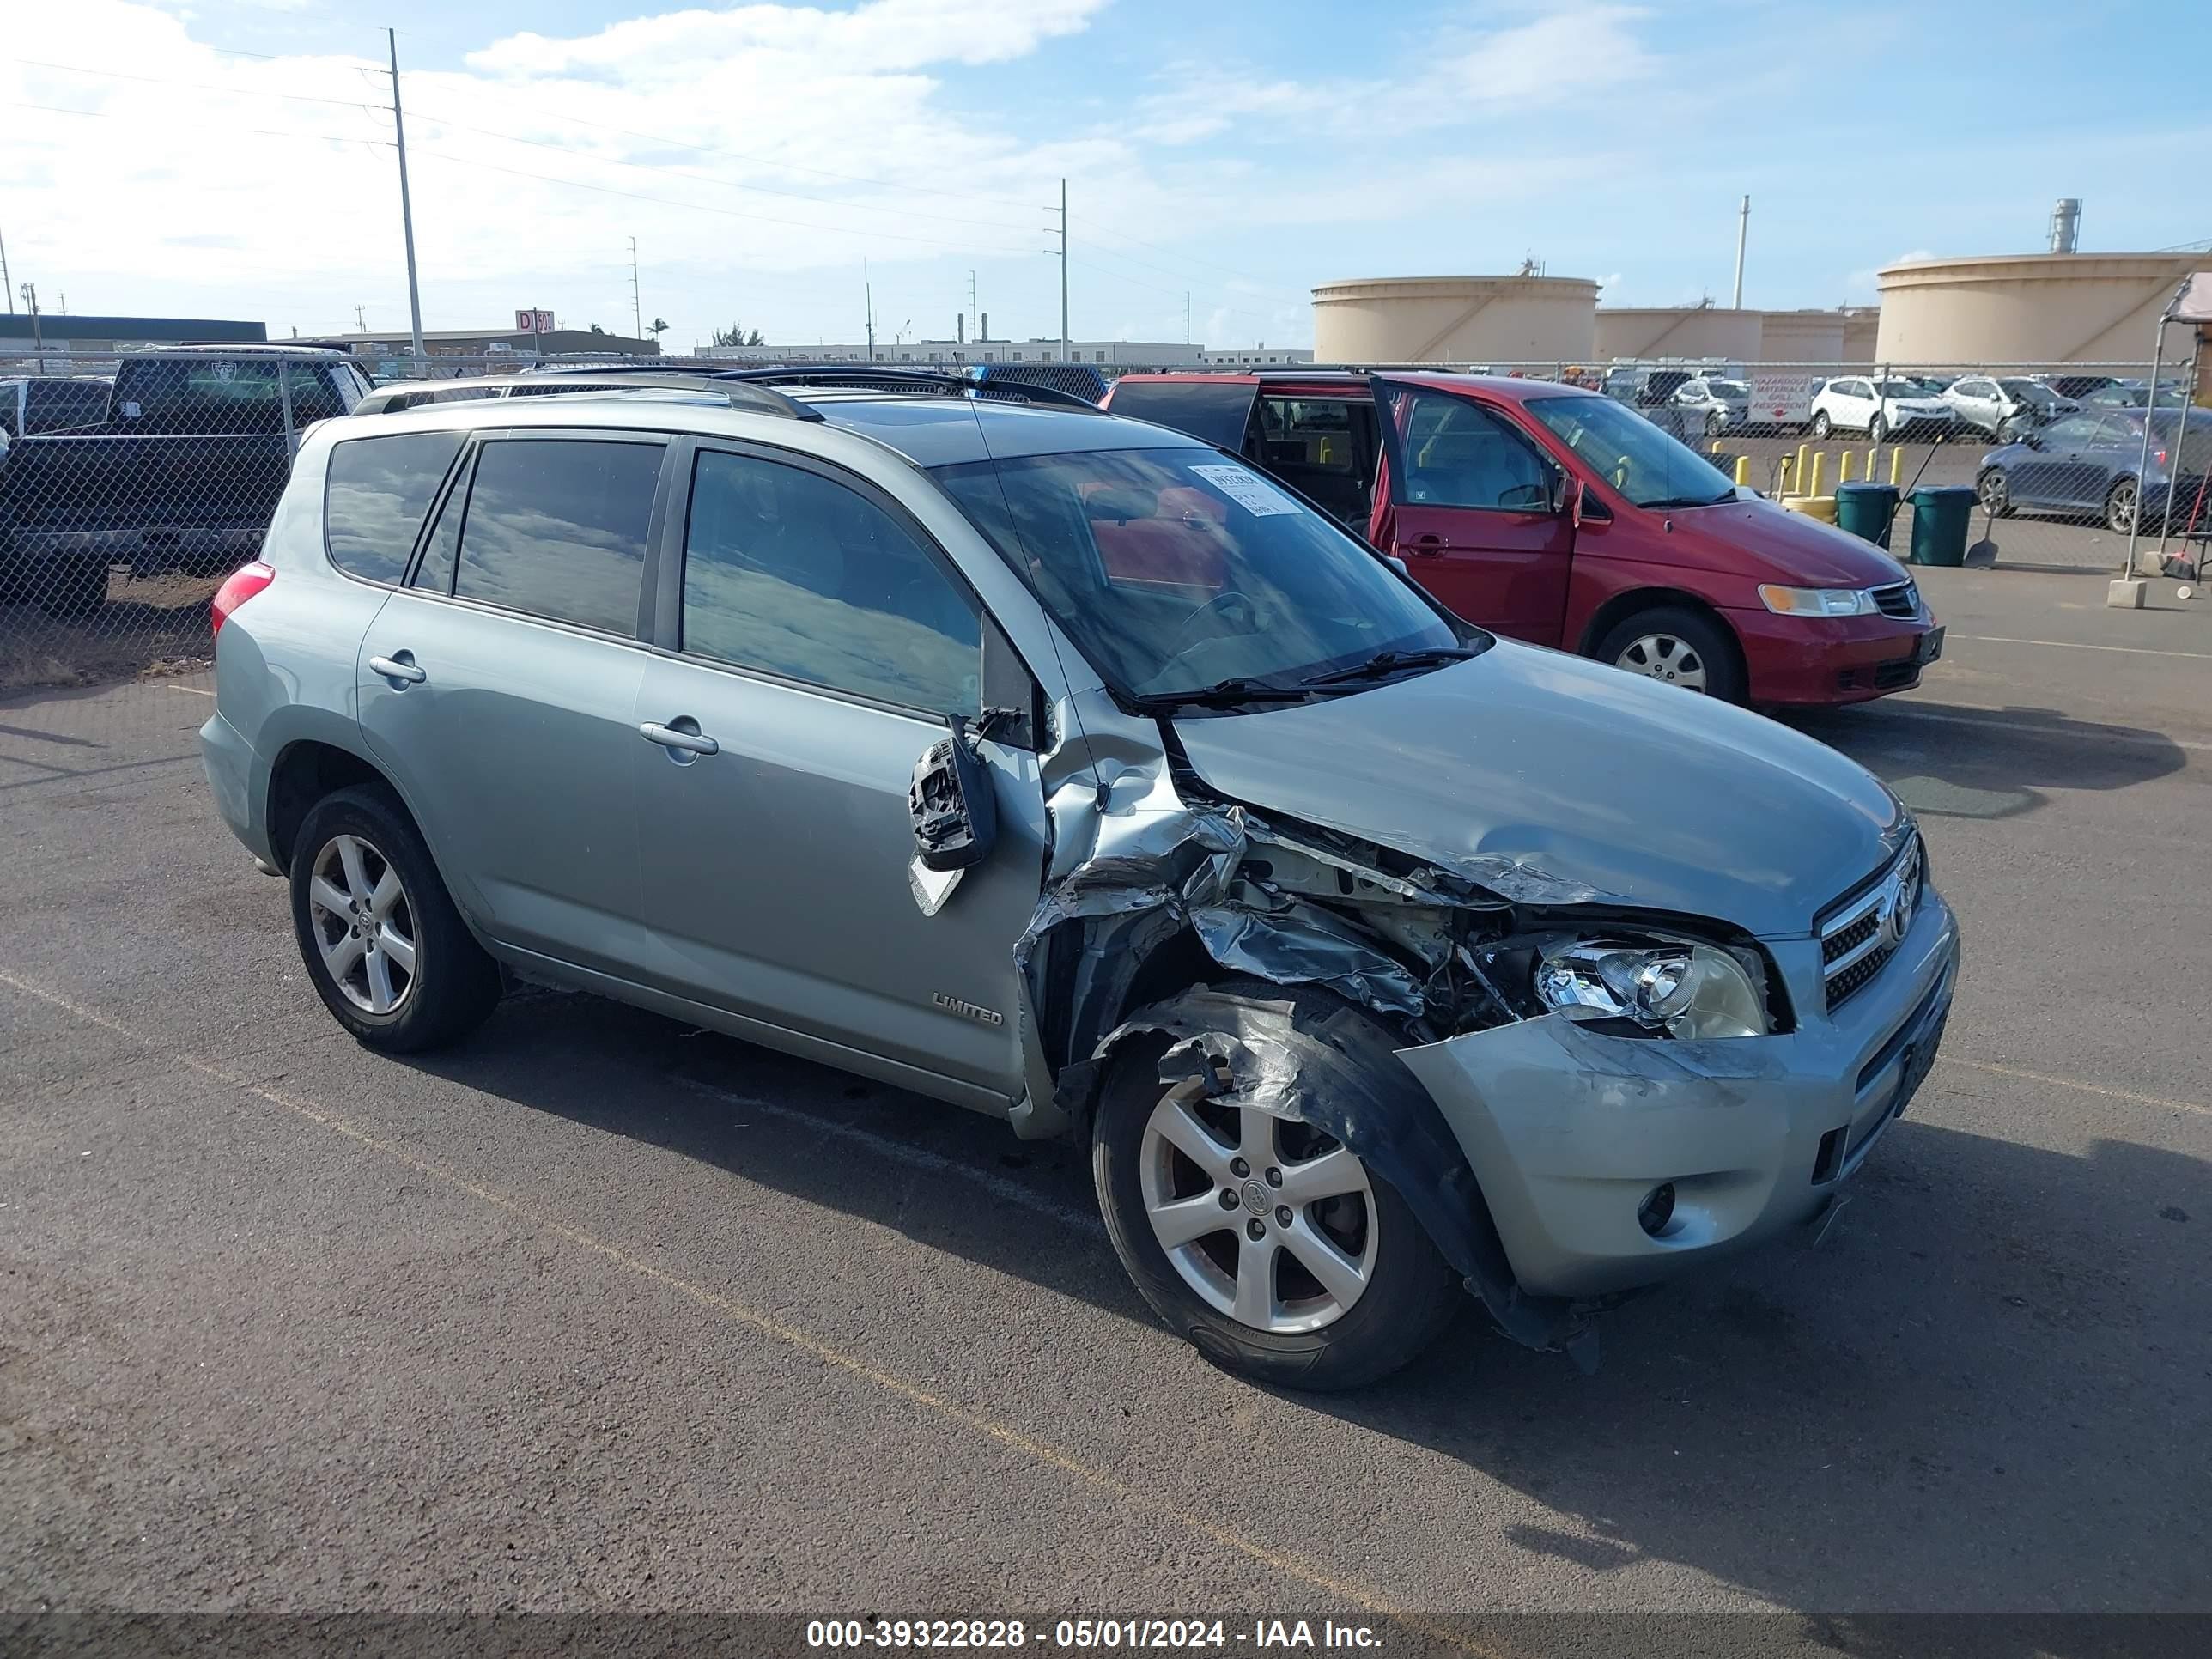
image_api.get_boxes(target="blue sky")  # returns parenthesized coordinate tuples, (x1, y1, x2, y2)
(6, 1, 2208, 349)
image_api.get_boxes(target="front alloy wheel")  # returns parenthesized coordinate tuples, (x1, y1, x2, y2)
(2106, 477, 2138, 535)
(1139, 1088, 1376, 1334)
(306, 833, 418, 1016)
(1614, 631, 1708, 691)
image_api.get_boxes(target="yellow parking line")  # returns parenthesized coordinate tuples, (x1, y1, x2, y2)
(1938, 1054, 2212, 1119)
(0, 965, 1490, 1653)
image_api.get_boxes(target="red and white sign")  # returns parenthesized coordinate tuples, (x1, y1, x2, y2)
(514, 309, 556, 335)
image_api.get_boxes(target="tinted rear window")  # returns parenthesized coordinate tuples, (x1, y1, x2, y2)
(453, 439, 662, 635)
(324, 431, 467, 583)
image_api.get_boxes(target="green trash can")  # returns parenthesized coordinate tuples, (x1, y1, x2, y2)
(1907, 484, 1976, 567)
(1834, 483, 1900, 549)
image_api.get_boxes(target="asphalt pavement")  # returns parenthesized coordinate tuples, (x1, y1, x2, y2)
(3, 564, 2209, 1644)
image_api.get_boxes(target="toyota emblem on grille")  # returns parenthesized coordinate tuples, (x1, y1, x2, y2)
(1876, 846, 1920, 949)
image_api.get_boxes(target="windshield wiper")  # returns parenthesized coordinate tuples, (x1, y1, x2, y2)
(1129, 676, 1319, 712)
(1640, 492, 1736, 509)
(1300, 646, 1479, 688)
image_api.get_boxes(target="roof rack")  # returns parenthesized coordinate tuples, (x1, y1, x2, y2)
(712, 365, 1104, 411)
(351, 371, 821, 422)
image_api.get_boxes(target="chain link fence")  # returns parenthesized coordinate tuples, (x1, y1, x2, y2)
(3, 347, 2203, 720)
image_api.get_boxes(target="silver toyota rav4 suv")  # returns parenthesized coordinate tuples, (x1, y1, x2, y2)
(201, 370, 1960, 1389)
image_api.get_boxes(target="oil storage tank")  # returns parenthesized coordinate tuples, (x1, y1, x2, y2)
(1594, 307, 1762, 365)
(1757, 309, 1848, 363)
(1875, 252, 2202, 363)
(1312, 275, 1598, 365)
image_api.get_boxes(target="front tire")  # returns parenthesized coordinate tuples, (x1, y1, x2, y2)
(1978, 468, 2012, 519)
(1811, 411, 1832, 440)
(1869, 415, 1889, 443)
(1092, 982, 1462, 1391)
(289, 785, 501, 1054)
(1595, 605, 1746, 702)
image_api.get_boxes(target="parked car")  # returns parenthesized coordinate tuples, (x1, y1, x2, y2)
(1976, 409, 2210, 534)
(967, 360, 1109, 404)
(1673, 377, 1751, 436)
(1943, 374, 2079, 436)
(2040, 374, 2123, 402)
(199, 369, 1960, 1389)
(2079, 380, 2188, 411)
(0, 346, 370, 615)
(1603, 366, 1696, 409)
(0, 374, 113, 440)
(1105, 370, 1942, 707)
(1808, 376, 1959, 441)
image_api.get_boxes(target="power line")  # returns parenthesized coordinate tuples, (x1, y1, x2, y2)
(9, 57, 388, 113)
(8, 98, 390, 149)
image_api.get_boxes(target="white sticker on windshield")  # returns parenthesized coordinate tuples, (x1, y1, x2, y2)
(1189, 463, 1298, 517)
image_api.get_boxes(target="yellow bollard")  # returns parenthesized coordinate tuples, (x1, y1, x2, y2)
(1889, 447, 1903, 486)
(1734, 454, 1751, 488)
(1796, 441, 1811, 492)
(1809, 451, 1826, 496)
(1711, 440, 1723, 456)
(1839, 451, 1856, 484)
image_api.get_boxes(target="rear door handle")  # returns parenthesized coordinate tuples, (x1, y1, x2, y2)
(640, 720, 720, 757)
(368, 653, 426, 684)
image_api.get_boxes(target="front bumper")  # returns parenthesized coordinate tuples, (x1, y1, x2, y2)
(1396, 890, 1960, 1298)
(1729, 605, 1940, 706)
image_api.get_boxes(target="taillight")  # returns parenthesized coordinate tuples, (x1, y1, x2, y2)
(2155, 449, 2168, 466)
(210, 561, 274, 639)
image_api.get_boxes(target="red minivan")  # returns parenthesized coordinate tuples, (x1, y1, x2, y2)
(1104, 370, 1943, 706)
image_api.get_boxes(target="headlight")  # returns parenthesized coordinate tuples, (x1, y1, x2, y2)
(1534, 940, 1770, 1038)
(1759, 584, 1879, 617)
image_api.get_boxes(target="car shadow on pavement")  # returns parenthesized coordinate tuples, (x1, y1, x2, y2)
(403, 990, 2211, 1622)
(1785, 702, 2187, 822)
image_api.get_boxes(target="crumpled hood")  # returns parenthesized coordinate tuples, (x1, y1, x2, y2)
(1171, 641, 1908, 938)
(1668, 499, 1913, 586)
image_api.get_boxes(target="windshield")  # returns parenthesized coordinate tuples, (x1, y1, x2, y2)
(933, 447, 1468, 702)
(1710, 380, 1748, 398)
(2002, 379, 2062, 404)
(1521, 392, 1735, 509)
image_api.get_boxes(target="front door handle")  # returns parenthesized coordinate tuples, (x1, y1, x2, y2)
(640, 720, 720, 757)
(1408, 533, 1445, 555)
(368, 653, 427, 684)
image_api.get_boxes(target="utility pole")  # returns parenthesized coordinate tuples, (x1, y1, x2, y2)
(18, 283, 43, 356)
(864, 260, 876, 363)
(968, 269, 978, 345)
(387, 28, 426, 368)
(1732, 194, 1749, 309)
(1058, 178, 1069, 361)
(355, 303, 368, 333)
(628, 237, 642, 343)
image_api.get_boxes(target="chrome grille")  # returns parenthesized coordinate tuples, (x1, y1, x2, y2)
(1872, 581, 1920, 619)
(1820, 836, 1922, 1012)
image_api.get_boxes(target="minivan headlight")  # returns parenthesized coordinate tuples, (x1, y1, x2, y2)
(1534, 941, 1769, 1038)
(1759, 584, 1879, 617)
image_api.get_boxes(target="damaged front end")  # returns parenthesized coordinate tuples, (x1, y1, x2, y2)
(1000, 733, 1807, 1362)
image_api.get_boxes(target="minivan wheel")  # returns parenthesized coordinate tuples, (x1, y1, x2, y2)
(1595, 605, 1746, 702)
(1092, 983, 1462, 1391)
(289, 785, 501, 1053)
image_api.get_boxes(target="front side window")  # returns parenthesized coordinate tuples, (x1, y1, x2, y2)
(25, 381, 111, 432)
(453, 438, 661, 634)
(1521, 392, 1735, 509)
(1377, 386, 1555, 512)
(935, 446, 1463, 702)
(324, 431, 467, 584)
(682, 449, 981, 714)
(2040, 416, 2101, 448)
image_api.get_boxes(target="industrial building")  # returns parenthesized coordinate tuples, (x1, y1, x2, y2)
(0, 313, 266, 355)
(305, 325, 661, 364)
(1311, 275, 1599, 365)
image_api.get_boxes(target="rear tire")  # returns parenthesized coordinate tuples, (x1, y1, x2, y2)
(1595, 604, 1747, 702)
(2106, 477, 2138, 535)
(1092, 981, 1462, 1391)
(289, 784, 501, 1054)
(34, 562, 107, 619)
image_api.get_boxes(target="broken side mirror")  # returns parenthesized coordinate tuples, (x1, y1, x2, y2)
(909, 714, 999, 873)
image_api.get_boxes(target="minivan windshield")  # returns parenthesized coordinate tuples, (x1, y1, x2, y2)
(933, 447, 1471, 705)
(1521, 393, 1736, 509)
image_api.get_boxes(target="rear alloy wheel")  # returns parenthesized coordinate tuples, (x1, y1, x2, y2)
(1093, 983, 1462, 1390)
(2106, 477, 2138, 535)
(289, 785, 501, 1053)
(1978, 468, 2012, 519)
